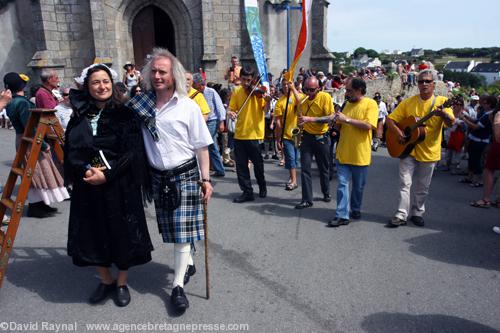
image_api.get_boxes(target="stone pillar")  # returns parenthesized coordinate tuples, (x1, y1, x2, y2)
(310, 0, 334, 73)
(201, 0, 218, 81)
(27, 0, 65, 79)
(27, 0, 95, 85)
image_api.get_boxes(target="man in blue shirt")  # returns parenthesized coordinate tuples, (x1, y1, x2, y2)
(192, 73, 226, 177)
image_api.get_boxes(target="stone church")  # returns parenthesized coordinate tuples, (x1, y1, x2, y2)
(0, 0, 333, 85)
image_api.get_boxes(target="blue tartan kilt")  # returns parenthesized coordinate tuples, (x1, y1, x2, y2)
(152, 165, 205, 243)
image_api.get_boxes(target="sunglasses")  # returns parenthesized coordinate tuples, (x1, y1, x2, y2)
(417, 79, 434, 84)
(62, 93, 70, 96)
(303, 87, 318, 93)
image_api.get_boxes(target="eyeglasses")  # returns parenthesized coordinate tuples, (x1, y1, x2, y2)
(417, 79, 434, 84)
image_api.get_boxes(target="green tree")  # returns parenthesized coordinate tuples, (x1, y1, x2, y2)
(353, 47, 367, 58)
(443, 70, 486, 88)
(366, 49, 379, 59)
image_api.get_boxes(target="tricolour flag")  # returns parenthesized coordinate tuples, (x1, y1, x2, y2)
(284, 0, 313, 82)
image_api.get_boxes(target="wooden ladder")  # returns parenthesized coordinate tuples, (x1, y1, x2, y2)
(0, 108, 65, 288)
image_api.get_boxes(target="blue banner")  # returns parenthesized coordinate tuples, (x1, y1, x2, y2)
(244, 0, 269, 87)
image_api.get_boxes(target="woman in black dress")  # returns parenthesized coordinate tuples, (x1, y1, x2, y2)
(65, 64, 153, 307)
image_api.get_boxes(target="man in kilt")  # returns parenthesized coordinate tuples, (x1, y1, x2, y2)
(127, 48, 213, 313)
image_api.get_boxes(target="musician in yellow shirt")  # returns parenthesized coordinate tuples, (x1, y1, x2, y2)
(186, 72, 210, 121)
(328, 78, 378, 227)
(385, 70, 454, 228)
(227, 67, 271, 203)
(274, 81, 303, 191)
(293, 76, 334, 209)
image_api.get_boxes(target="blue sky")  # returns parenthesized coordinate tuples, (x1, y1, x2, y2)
(327, 0, 499, 53)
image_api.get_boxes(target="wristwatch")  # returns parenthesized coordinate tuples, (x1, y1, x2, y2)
(345, 118, 351, 124)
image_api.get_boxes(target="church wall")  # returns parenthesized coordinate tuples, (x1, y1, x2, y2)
(0, 1, 37, 87)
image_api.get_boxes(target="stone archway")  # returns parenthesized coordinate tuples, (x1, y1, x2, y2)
(117, 0, 201, 72)
(131, 5, 176, 68)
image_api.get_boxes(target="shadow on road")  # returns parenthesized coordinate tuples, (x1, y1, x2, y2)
(361, 312, 500, 333)
(4, 246, 181, 310)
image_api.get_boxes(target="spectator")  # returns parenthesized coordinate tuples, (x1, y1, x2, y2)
(54, 86, 73, 130)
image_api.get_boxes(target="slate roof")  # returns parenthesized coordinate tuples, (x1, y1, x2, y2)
(471, 63, 500, 73)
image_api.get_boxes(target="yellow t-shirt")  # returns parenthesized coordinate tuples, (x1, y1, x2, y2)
(300, 91, 334, 135)
(274, 93, 303, 140)
(336, 98, 379, 166)
(189, 88, 210, 116)
(229, 86, 267, 140)
(388, 95, 454, 162)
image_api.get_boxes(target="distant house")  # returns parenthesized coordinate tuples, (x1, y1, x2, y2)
(410, 48, 424, 57)
(366, 57, 382, 68)
(351, 54, 370, 68)
(444, 61, 476, 73)
(470, 63, 500, 85)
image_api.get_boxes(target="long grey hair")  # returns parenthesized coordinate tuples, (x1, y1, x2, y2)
(141, 47, 187, 97)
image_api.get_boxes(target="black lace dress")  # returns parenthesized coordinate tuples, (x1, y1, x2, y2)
(65, 90, 153, 270)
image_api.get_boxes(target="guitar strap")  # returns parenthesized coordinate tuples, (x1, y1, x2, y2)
(421, 96, 437, 125)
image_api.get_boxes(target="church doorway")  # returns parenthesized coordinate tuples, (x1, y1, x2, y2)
(132, 5, 176, 69)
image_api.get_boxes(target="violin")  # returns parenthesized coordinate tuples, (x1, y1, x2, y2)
(246, 77, 277, 100)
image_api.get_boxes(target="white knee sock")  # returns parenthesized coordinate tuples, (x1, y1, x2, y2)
(173, 243, 191, 288)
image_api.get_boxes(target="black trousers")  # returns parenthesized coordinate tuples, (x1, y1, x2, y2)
(234, 139, 266, 194)
(300, 131, 330, 202)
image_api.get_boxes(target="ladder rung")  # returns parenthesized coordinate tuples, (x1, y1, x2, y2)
(21, 137, 33, 144)
(0, 199, 14, 210)
(11, 167, 24, 176)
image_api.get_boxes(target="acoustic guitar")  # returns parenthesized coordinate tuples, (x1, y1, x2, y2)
(386, 99, 453, 158)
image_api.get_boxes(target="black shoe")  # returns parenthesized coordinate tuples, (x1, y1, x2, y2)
(259, 187, 267, 198)
(27, 203, 55, 218)
(233, 193, 255, 203)
(114, 285, 131, 307)
(183, 265, 196, 286)
(212, 172, 225, 178)
(385, 217, 407, 228)
(323, 194, 332, 202)
(327, 217, 350, 227)
(410, 216, 425, 227)
(171, 286, 189, 312)
(271, 154, 279, 160)
(41, 203, 58, 213)
(263, 154, 270, 160)
(295, 201, 313, 209)
(89, 282, 116, 304)
(350, 211, 361, 220)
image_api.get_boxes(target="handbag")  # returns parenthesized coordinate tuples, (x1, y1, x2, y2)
(447, 129, 465, 152)
(160, 180, 181, 211)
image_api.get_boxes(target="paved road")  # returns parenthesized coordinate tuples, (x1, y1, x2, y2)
(0, 127, 499, 333)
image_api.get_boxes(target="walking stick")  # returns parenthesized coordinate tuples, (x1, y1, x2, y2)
(203, 201, 210, 299)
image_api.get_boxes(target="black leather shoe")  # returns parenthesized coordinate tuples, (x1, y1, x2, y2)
(323, 194, 332, 202)
(233, 193, 255, 203)
(41, 203, 58, 213)
(183, 265, 196, 286)
(171, 286, 189, 312)
(295, 201, 313, 209)
(114, 285, 131, 307)
(411, 216, 425, 227)
(327, 217, 349, 227)
(27, 203, 55, 218)
(89, 282, 116, 304)
(350, 211, 361, 220)
(259, 187, 267, 198)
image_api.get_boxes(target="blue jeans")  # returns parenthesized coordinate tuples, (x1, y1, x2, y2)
(335, 162, 368, 219)
(283, 139, 299, 170)
(206, 119, 225, 175)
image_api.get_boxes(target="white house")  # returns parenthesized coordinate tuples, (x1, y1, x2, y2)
(471, 63, 500, 85)
(444, 60, 477, 73)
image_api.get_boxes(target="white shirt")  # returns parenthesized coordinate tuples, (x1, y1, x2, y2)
(142, 91, 213, 170)
(377, 101, 388, 119)
(54, 103, 73, 130)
